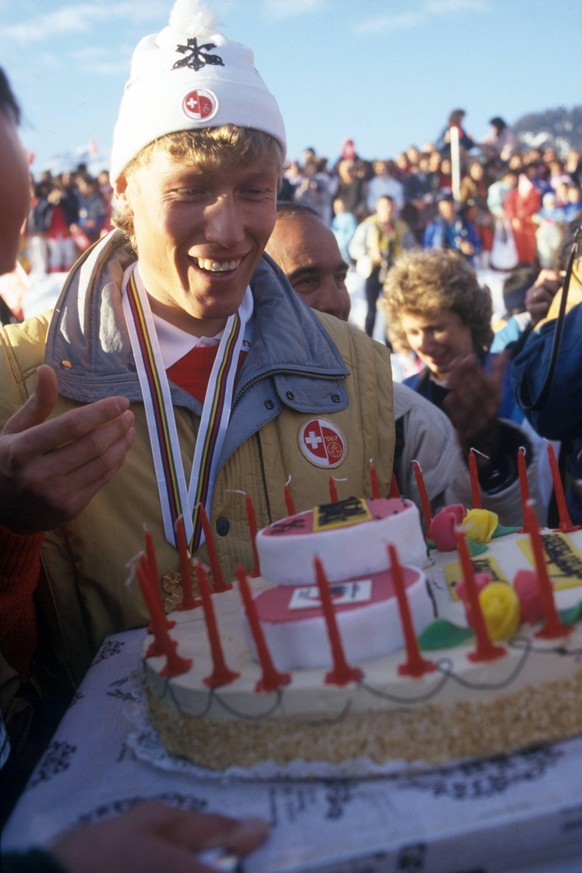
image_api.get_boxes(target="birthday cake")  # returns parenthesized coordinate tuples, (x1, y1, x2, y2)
(142, 496, 582, 772)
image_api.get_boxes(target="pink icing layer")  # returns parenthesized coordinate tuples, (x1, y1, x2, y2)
(253, 566, 422, 623)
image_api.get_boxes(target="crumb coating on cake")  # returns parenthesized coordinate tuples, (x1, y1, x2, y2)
(146, 670, 582, 770)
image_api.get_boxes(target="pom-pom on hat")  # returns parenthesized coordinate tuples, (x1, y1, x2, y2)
(109, 0, 286, 183)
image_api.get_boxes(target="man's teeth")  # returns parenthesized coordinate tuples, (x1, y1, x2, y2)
(196, 258, 240, 272)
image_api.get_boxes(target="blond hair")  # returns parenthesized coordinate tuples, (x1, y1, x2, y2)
(113, 125, 284, 246)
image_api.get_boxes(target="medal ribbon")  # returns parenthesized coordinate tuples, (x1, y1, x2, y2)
(122, 263, 251, 550)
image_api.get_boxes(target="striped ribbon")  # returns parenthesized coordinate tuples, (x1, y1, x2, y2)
(189, 303, 242, 550)
(122, 262, 251, 550)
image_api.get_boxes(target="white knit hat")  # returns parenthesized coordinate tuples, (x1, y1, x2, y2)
(109, 0, 286, 183)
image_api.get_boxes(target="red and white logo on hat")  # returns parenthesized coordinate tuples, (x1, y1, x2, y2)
(182, 89, 219, 121)
(298, 418, 347, 468)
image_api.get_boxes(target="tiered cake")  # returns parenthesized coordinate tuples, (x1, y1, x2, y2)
(142, 496, 582, 771)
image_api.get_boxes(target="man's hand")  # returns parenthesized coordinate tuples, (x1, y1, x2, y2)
(443, 355, 504, 466)
(0, 364, 135, 533)
(524, 268, 562, 326)
(51, 802, 269, 873)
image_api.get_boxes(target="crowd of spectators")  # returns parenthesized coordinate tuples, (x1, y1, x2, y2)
(5, 109, 582, 363)
(278, 118, 582, 279)
(12, 110, 582, 293)
(21, 166, 114, 276)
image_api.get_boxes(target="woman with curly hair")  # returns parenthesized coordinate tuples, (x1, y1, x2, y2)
(382, 248, 541, 508)
(383, 248, 493, 370)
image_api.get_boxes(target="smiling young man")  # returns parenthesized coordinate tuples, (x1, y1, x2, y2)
(0, 1, 394, 686)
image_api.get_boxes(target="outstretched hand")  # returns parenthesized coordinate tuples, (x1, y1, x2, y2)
(0, 364, 135, 533)
(443, 354, 505, 467)
(50, 802, 269, 873)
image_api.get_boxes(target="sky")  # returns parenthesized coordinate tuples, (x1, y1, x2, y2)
(1, 0, 582, 175)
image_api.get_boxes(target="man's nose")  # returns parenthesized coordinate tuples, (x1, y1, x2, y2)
(204, 196, 245, 246)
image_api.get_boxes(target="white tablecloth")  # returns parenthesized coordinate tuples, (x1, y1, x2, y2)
(3, 629, 582, 873)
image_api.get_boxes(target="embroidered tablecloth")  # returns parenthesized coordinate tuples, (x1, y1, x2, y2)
(3, 629, 582, 873)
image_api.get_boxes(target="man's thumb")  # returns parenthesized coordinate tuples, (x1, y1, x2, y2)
(2, 364, 58, 435)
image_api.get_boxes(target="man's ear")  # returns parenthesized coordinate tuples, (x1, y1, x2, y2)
(114, 173, 129, 206)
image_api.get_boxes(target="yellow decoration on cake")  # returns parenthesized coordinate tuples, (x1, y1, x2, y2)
(479, 582, 520, 640)
(517, 531, 582, 591)
(462, 509, 499, 544)
(445, 555, 510, 601)
(313, 496, 372, 531)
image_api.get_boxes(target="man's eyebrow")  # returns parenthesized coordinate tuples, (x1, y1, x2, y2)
(287, 265, 320, 283)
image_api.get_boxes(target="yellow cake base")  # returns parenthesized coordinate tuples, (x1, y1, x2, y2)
(145, 667, 582, 771)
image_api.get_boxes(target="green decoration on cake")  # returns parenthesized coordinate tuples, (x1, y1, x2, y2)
(418, 619, 474, 651)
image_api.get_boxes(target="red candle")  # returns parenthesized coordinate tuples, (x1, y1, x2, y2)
(412, 460, 432, 532)
(328, 476, 338, 503)
(547, 443, 580, 533)
(389, 545, 436, 677)
(524, 501, 573, 639)
(194, 560, 239, 687)
(389, 471, 400, 498)
(284, 482, 296, 516)
(314, 557, 363, 686)
(517, 447, 531, 530)
(198, 503, 227, 592)
(175, 517, 197, 610)
(137, 556, 191, 676)
(245, 493, 260, 577)
(468, 449, 481, 510)
(369, 461, 380, 499)
(236, 565, 291, 692)
(455, 529, 505, 662)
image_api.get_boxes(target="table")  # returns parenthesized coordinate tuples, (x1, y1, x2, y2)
(3, 629, 582, 873)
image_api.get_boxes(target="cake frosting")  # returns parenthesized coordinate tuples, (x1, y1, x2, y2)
(247, 497, 433, 670)
(141, 498, 582, 772)
(255, 495, 427, 585)
(247, 563, 433, 670)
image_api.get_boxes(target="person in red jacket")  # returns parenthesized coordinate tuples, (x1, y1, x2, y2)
(503, 172, 542, 265)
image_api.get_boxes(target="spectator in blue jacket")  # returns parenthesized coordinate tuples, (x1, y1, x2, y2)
(512, 247, 582, 523)
(423, 192, 481, 266)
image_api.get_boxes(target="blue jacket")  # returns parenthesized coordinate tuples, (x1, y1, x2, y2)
(511, 297, 582, 525)
(423, 216, 481, 265)
(511, 300, 582, 441)
(404, 360, 536, 499)
(405, 354, 521, 425)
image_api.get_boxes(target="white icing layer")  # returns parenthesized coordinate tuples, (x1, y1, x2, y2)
(247, 566, 434, 670)
(256, 496, 427, 586)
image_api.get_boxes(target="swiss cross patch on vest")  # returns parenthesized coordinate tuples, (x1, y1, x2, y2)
(298, 418, 347, 468)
